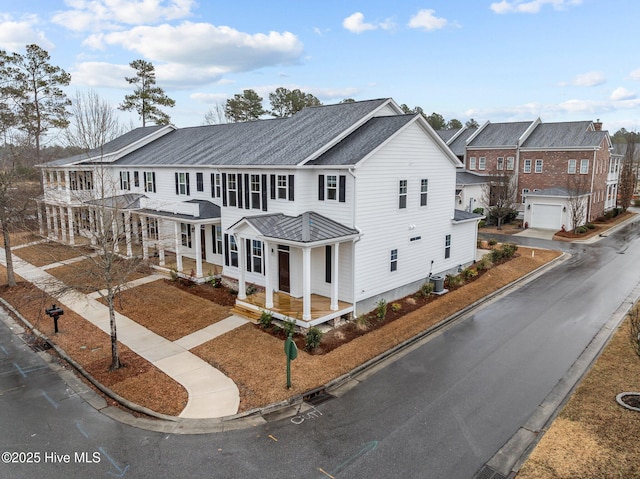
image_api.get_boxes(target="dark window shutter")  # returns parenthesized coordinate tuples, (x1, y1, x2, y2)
(288, 174, 295, 201)
(222, 173, 227, 206)
(318, 175, 325, 200)
(143, 173, 148, 192)
(185, 172, 190, 196)
(325, 245, 332, 283)
(211, 173, 215, 197)
(339, 175, 346, 202)
(120, 173, 124, 190)
(237, 174, 243, 208)
(270, 175, 276, 200)
(152, 172, 156, 192)
(224, 234, 229, 266)
(175, 173, 179, 195)
(261, 174, 268, 211)
(244, 174, 250, 209)
(127, 171, 131, 190)
(246, 238, 252, 272)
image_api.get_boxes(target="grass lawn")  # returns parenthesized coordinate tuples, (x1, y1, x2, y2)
(14, 241, 94, 267)
(517, 311, 640, 479)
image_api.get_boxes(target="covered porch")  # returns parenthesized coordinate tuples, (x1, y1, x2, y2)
(228, 211, 361, 328)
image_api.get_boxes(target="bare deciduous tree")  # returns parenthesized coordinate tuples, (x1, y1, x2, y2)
(619, 135, 636, 211)
(566, 173, 590, 233)
(482, 170, 518, 230)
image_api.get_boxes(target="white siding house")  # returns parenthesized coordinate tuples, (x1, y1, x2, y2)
(38, 99, 482, 327)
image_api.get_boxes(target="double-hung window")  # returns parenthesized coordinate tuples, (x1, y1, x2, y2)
(420, 179, 428, 206)
(212, 225, 223, 254)
(251, 174, 261, 209)
(469, 157, 477, 170)
(120, 171, 130, 190)
(445, 235, 451, 259)
(399, 180, 408, 209)
(133, 171, 140, 187)
(580, 159, 589, 174)
(568, 159, 577, 174)
(326, 175, 338, 200)
(227, 174, 237, 207)
(506, 157, 515, 170)
(180, 223, 192, 248)
(176, 172, 189, 195)
(196, 172, 204, 192)
(277, 175, 288, 199)
(390, 249, 398, 272)
(497, 157, 504, 170)
(144, 172, 156, 192)
(523, 159, 532, 173)
(251, 240, 263, 273)
(478, 157, 486, 170)
(229, 236, 238, 267)
(535, 159, 543, 173)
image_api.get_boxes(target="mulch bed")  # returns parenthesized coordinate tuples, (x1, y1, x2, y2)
(620, 393, 640, 409)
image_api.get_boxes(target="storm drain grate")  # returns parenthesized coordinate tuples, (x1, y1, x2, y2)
(23, 334, 52, 353)
(303, 389, 335, 406)
(474, 465, 507, 479)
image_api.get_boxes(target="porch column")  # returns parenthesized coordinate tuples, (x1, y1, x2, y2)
(131, 216, 139, 244)
(67, 206, 75, 245)
(52, 206, 59, 240)
(37, 203, 44, 236)
(302, 246, 311, 321)
(64, 170, 71, 202)
(140, 215, 149, 260)
(56, 171, 62, 190)
(331, 242, 340, 311)
(237, 235, 246, 300)
(264, 240, 273, 308)
(89, 208, 96, 245)
(174, 222, 183, 273)
(112, 217, 119, 253)
(194, 223, 203, 278)
(59, 206, 67, 242)
(124, 211, 132, 257)
(45, 205, 52, 239)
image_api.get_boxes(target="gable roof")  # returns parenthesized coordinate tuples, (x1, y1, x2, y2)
(456, 170, 488, 185)
(110, 99, 394, 168)
(231, 211, 360, 243)
(306, 115, 416, 166)
(42, 125, 169, 167)
(467, 121, 533, 148)
(520, 121, 608, 149)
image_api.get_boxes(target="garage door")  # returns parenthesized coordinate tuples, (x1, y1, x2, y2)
(531, 204, 562, 230)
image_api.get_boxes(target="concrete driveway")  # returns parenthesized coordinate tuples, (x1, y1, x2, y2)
(514, 228, 556, 240)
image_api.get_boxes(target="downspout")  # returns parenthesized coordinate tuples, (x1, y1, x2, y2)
(348, 167, 361, 318)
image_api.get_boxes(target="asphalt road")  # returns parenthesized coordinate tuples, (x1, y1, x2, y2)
(1, 221, 639, 479)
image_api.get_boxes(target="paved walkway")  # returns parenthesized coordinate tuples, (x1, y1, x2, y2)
(0, 247, 248, 419)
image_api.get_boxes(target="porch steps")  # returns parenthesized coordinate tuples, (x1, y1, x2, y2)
(230, 304, 261, 323)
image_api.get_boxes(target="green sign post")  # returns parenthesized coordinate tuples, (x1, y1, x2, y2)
(284, 333, 298, 389)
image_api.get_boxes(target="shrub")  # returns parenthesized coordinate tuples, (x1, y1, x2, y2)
(391, 302, 402, 312)
(446, 274, 464, 288)
(477, 255, 493, 271)
(473, 207, 484, 215)
(478, 220, 486, 228)
(376, 299, 387, 320)
(169, 267, 179, 282)
(461, 267, 478, 280)
(420, 282, 434, 297)
(246, 283, 257, 295)
(305, 326, 323, 351)
(586, 223, 596, 230)
(490, 248, 504, 263)
(501, 243, 518, 258)
(259, 310, 273, 329)
(488, 238, 498, 246)
(283, 318, 297, 337)
(576, 226, 588, 234)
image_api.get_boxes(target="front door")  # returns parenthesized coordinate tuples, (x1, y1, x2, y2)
(278, 246, 290, 293)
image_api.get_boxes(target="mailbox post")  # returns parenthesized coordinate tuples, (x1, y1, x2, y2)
(284, 333, 298, 389)
(45, 305, 64, 333)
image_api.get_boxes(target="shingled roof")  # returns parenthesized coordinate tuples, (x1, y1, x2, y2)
(468, 121, 533, 148)
(520, 121, 607, 149)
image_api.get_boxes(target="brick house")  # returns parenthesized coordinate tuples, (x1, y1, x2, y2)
(439, 118, 620, 230)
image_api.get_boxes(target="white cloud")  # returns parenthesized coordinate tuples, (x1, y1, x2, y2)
(629, 68, 640, 81)
(342, 12, 394, 34)
(0, 14, 54, 52)
(52, 0, 196, 32)
(190, 92, 228, 104)
(408, 9, 449, 31)
(571, 71, 606, 87)
(610, 87, 636, 101)
(490, 0, 583, 14)
(342, 12, 377, 34)
(85, 22, 303, 71)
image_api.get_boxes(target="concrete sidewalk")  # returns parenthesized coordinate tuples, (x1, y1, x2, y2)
(0, 247, 246, 419)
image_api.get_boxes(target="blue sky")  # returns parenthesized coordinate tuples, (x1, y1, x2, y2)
(1, 0, 639, 134)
